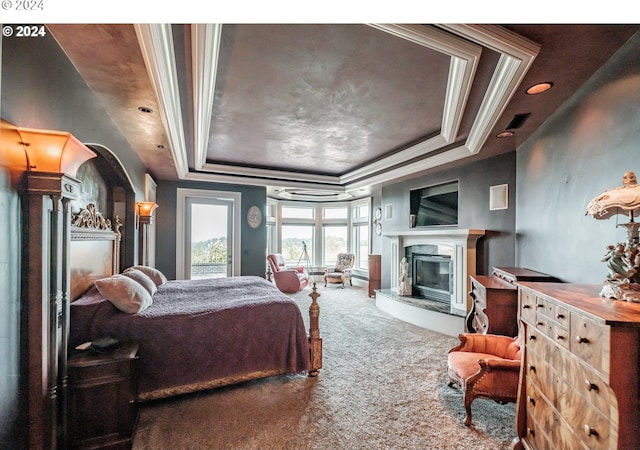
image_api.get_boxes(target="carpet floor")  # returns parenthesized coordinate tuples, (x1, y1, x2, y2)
(132, 283, 516, 449)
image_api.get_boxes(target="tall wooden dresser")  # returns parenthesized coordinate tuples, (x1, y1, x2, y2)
(512, 283, 640, 450)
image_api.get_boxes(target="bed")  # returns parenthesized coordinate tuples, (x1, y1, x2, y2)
(69, 204, 321, 401)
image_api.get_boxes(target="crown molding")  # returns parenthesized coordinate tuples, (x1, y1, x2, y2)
(134, 24, 189, 178)
(163, 24, 540, 192)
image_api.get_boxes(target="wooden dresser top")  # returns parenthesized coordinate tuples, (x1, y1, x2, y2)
(519, 282, 640, 327)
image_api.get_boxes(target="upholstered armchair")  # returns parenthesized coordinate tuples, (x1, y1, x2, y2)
(446, 329, 523, 426)
(267, 253, 309, 294)
(323, 253, 355, 288)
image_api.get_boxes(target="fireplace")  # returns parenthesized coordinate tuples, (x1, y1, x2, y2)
(376, 228, 484, 336)
(412, 253, 452, 303)
(381, 228, 485, 318)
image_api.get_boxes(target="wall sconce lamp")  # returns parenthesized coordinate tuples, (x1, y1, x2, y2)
(1, 119, 96, 177)
(137, 201, 159, 266)
(137, 201, 159, 224)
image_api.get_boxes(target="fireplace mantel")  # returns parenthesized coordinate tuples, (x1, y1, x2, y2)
(383, 228, 485, 317)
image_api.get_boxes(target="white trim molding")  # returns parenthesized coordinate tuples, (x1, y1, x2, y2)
(175, 188, 242, 280)
(383, 228, 485, 316)
(157, 24, 540, 197)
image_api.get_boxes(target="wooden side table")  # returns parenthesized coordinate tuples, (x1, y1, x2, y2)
(67, 342, 140, 449)
(467, 275, 518, 336)
(466, 267, 559, 336)
(368, 254, 381, 297)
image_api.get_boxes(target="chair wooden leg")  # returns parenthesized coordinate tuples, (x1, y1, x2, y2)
(463, 391, 474, 426)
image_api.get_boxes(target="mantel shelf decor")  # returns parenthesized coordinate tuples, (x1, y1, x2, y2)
(586, 170, 640, 301)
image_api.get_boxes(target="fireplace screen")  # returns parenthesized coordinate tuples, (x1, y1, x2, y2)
(412, 254, 452, 303)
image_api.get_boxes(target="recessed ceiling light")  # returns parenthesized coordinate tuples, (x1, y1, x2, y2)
(138, 106, 153, 113)
(526, 82, 553, 95)
(496, 130, 515, 138)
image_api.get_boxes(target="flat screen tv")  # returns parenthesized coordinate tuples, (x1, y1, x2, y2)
(410, 180, 459, 227)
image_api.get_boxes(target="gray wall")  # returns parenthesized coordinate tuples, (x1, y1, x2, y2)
(378, 152, 517, 288)
(155, 180, 268, 280)
(1, 31, 149, 448)
(516, 31, 640, 283)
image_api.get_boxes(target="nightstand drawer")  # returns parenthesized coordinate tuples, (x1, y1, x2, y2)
(69, 358, 134, 387)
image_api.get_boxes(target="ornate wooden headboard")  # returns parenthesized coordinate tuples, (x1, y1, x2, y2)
(70, 203, 121, 301)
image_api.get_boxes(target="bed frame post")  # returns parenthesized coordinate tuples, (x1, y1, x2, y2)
(308, 282, 322, 376)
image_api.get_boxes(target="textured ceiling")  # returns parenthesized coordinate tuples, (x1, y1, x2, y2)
(47, 23, 639, 201)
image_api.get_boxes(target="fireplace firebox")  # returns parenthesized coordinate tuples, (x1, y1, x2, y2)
(412, 253, 452, 304)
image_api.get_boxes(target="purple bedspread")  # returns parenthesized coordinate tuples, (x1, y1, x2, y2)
(70, 276, 311, 397)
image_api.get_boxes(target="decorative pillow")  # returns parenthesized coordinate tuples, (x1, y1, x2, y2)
(122, 268, 158, 296)
(94, 275, 153, 314)
(124, 265, 167, 286)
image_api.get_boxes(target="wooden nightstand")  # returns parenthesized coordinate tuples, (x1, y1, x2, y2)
(67, 341, 140, 449)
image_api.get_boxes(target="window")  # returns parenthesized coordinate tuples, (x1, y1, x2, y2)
(352, 223, 369, 270)
(323, 225, 347, 266)
(351, 200, 370, 270)
(275, 199, 371, 274)
(323, 207, 348, 219)
(282, 206, 314, 220)
(280, 225, 314, 266)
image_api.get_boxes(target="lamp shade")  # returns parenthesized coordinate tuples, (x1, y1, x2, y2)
(12, 126, 96, 177)
(137, 201, 159, 218)
(586, 171, 640, 220)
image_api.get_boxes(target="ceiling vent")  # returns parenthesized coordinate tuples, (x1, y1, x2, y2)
(506, 113, 531, 130)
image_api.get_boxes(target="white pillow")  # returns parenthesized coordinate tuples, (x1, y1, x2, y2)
(124, 265, 167, 286)
(95, 275, 153, 314)
(122, 268, 158, 296)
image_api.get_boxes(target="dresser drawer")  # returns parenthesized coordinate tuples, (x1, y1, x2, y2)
(533, 315, 570, 350)
(571, 313, 608, 374)
(539, 300, 570, 327)
(524, 381, 554, 450)
(520, 289, 537, 323)
(524, 378, 587, 450)
(556, 376, 611, 449)
(526, 346, 558, 407)
(563, 352, 615, 417)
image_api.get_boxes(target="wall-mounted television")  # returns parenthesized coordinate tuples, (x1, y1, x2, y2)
(410, 180, 459, 227)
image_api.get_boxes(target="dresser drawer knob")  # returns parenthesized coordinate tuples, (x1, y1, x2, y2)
(536, 303, 545, 308)
(585, 380, 599, 392)
(536, 321, 545, 327)
(523, 304, 531, 309)
(555, 334, 565, 341)
(527, 427, 535, 437)
(583, 424, 598, 437)
(556, 313, 565, 319)
(528, 365, 536, 373)
(527, 395, 536, 406)
(529, 334, 537, 341)
(575, 335, 590, 344)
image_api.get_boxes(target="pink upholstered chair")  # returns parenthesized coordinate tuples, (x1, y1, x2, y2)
(447, 329, 523, 426)
(267, 253, 309, 294)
